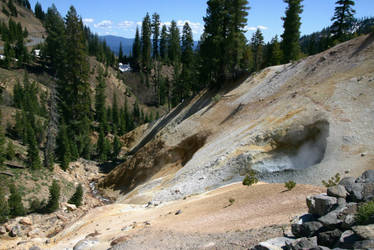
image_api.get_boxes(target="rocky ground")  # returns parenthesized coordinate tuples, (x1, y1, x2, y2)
(102, 34, 374, 205)
(9, 182, 323, 249)
(254, 170, 374, 249)
(0, 159, 108, 250)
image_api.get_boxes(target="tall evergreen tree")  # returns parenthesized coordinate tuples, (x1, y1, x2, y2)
(44, 180, 60, 213)
(132, 27, 141, 71)
(26, 123, 41, 170)
(8, 184, 25, 217)
(180, 22, 194, 96)
(62, 6, 91, 136)
(95, 68, 107, 126)
(160, 25, 168, 62)
(281, 0, 303, 63)
(112, 92, 119, 129)
(68, 184, 83, 207)
(151, 13, 160, 59)
(112, 134, 122, 160)
(118, 42, 124, 63)
(141, 13, 152, 72)
(251, 28, 264, 71)
(331, 0, 355, 41)
(200, 0, 249, 86)
(267, 35, 283, 66)
(0, 187, 9, 223)
(34, 2, 45, 21)
(168, 20, 181, 64)
(56, 120, 71, 171)
(0, 125, 5, 166)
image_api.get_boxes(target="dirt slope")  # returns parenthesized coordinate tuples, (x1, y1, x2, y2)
(12, 183, 323, 249)
(102, 34, 374, 204)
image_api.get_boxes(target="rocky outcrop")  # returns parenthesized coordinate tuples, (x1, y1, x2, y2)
(253, 170, 374, 249)
(101, 34, 374, 204)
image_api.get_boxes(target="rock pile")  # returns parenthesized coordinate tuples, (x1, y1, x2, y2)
(254, 170, 374, 249)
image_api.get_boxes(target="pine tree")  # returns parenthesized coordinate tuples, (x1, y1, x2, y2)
(8, 184, 26, 217)
(281, 0, 303, 63)
(97, 126, 107, 162)
(26, 123, 41, 170)
(141, 13, 152, 73)
(112, 92, 119, 130)
(168, 20, 181, 64)
(251, 28, 264, 71)
(62, 6, 91, 137)
(200, 0, 249, 86)
(331, 0, 355, 41)
(112, 135, 122, 160)
(34, 2, 45, 21)
(0, 126, 5, 166)
(152, 13, 160, 59)
(6, 140, 15, 161)
(44, 180, 60, 213)
(95, 69, 107, 126)
(118, 42, 123, 63)
(68, 184, 83, 207)
(132, 27, 141, 71)
(267, 35, 283, 66)
(56, 121, 71, 171)
(0, 187, 9, 223)
(160, 25, 168, 62)
(45, 4, 66, 78)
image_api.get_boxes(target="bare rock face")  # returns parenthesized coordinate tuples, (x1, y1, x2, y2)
(19, 217, 33, 226)
(73, 237, 99, 250)
(307, 194, 337, 217)
(327, 185, 348, 199)
(352, 224, 374, 240)
(65, 203, 77, 211)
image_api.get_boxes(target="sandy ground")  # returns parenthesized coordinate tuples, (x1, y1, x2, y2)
(34, 182, 326, 250)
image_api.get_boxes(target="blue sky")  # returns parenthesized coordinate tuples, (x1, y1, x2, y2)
(30, 0, 373, 42)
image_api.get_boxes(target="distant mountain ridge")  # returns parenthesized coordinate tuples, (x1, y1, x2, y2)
(100, 35, 199, 56)
(99, 35, 134, 56)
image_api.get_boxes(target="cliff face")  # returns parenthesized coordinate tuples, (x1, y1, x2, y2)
(102, 34, 374, 204)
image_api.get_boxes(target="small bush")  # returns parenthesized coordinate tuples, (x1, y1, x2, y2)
(242, 170, 258, 186)
(322, 173, 341, 187)
(356, 200, 374, 225)
(68, 184, 83, 207)
(212, 94, 221, 103)
(285, 180, 296, 191)
(44, 180, 60, 213)
(229, 198, 235, 204)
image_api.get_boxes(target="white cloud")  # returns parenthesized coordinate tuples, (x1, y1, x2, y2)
(94, 20, 113, 29)
(118, 20, 135, 28)
(246, 25, 268, 31)
(83, 18, 94, 24)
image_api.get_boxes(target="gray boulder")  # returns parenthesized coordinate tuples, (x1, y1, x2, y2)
(252, 237, 294, 250)
(353, 239, 374, 249)
(350, 183, 364, 201)
(352, 224, 374, 240)
(307, 194, 338, 217)
(318, 210, 342, 228)
(291, 221, 324, 238)
(339, 177, 356, 193)
(73, 238, 99, 250)
(317, 229, 342, 248)
(286, 236, 318, 250)
(362, 183, 374, 201)
(356, 170, 374, 183)
(337, 230, 361, 249)
(9, 225, 21, 237)
(327, 185, 348, 199)
(341, 214, 356, 229)
(0, 226, 6, 235)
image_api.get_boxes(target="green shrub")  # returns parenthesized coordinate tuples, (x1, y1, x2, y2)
(212, 94, 222, 103)
(322, 173, 341, 187)
(229, 198, 235, 204)
(68, 184, 83, 207)
(242, 170, 258, 186)
(356, 200, 374, 225)
(44, 180, 60, 213)
(0, 188, 9, 223)
(8, 183, 26, 217)
(285, 180, 296, 191)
